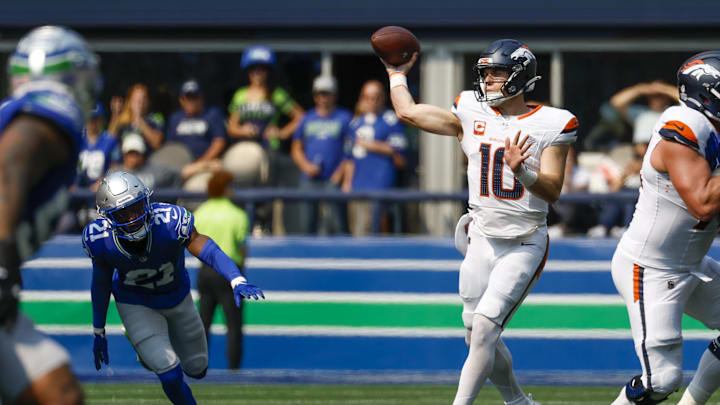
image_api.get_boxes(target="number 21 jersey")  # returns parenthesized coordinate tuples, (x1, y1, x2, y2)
(452, 91, 578, 238)
(82, 203, 194, 309)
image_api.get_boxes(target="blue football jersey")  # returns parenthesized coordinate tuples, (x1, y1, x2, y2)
(82, 203, 195, 309)
(0, 89, 84, 257)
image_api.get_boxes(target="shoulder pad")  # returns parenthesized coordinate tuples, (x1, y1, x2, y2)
(151, 203, 194, 243)
(82, 219, 112, 258)
(657, 106, 713, 153)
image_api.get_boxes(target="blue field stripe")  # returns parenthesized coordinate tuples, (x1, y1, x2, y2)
(20, 267, 619, 294)
(57, 334, 708, 375)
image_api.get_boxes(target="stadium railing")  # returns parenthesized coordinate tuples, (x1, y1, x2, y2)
(69, 188, 640, 234)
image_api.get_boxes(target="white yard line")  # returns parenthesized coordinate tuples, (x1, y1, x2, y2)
(21, 290, 623, 305)
(21, 257, 611, 272)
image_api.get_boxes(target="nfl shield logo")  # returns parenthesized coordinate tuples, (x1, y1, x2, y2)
(668, 280, 675, 289)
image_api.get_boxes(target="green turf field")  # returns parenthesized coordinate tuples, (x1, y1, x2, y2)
(82, 384, 720, 404)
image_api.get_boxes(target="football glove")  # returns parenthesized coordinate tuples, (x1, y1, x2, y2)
(93, 328, 109, 370)
(0, 240, 21, 330)
(233, 282, 265, 306)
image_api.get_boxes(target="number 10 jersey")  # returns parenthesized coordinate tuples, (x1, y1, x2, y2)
(452, 91, 578, 238)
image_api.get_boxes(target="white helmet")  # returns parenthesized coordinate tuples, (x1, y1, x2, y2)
(8, 25, 101, 119)
(96, 172, 152, 241)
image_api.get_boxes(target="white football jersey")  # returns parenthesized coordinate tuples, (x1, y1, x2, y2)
(452, 91, 578, 238)
(619, 105, 720, 270)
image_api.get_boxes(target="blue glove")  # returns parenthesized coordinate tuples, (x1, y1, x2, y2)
(233, 282, 265, 306)
(93, 329, 109, 370)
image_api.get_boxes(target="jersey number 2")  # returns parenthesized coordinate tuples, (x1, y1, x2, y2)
(479, 143, 524, 200)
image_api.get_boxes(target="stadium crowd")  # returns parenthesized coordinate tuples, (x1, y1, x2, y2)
(73, 44, 675, 237)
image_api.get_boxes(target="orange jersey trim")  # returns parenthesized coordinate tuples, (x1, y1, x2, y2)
(518, 105, 542, 120)
(662, 120, 698, 145)
(633, 264, 641, 303)
(563, 117, 580, 132)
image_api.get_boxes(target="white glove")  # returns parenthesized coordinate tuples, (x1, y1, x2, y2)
(454, 213, 472, 256)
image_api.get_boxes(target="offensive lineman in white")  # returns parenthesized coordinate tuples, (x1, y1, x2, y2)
(381, 39, 578, 405)
(611, 51, 720, 405)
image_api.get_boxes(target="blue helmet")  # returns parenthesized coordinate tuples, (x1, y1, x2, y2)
(8, 26, 101, 120)
(96, 172, 153, 241)
(241, 45, 276, 70)
(678, 51, 720, 122)
(473, 39, 541, 106)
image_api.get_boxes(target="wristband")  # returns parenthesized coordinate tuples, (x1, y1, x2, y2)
(515, 164, 538, 187)
(389, 72, 407, 89)
(231, 276, 248, 289)
(93, 327, 105, 336)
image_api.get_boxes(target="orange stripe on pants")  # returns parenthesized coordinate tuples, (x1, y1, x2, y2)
(633, 264, 641, 302)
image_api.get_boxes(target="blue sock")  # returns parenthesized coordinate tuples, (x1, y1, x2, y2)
(157, 365, 197, 405)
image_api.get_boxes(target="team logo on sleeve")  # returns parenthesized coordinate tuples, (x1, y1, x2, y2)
(473, 120, 486, 136)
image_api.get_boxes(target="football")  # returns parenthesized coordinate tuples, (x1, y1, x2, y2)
(370, 26, 420, 66)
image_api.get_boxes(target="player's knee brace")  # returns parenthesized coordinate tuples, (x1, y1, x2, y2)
(708, 336, 720, 361)
(183, 354, 208, 379)
(623, 375, 671, 405)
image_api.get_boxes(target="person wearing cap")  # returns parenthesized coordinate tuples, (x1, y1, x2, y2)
(225, 45, 304, 233)
(166, 79, 227, 187)
(110, 133, 180, 190)
(291, 75, 352, 234)
(193, 170, 250, 369)
(226, 45, 304, 151)
(78, 102, 121, 191)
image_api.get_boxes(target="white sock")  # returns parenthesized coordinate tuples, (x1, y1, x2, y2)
(610, 387, 633, 405)
(488, 338, 527, 404)
(453, 315, 502, 405)
(679, 345, 720, 405)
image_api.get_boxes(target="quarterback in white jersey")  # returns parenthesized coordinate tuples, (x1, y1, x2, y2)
(382, 39, 577, 405)
(611, 51, 720, 405)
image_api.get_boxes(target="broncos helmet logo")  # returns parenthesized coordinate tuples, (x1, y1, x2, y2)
(683, 63, 720, 81)
(510, 46, 535, 68)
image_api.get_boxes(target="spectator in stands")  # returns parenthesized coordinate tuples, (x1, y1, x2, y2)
(291, 75, 352, 234)
(193, 170, 249, 369)
(547, 145, 594, 237)
(225, 45, 304, 234)
(110, 133, 180, 190)
(343, 80, 407, 235)
(108, 83, 165, 151)
(78, 102, 120, 191)
(584, 80, 677, 151)
(226, 45, 303, 152)
(166, 79, 227, 188)
(587, 125, 651, 238)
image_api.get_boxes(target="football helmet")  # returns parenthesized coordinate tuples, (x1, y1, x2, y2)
(7, 25, 101, 119)
(678, 51, 720, 122)
(473, 39, 541, 106)
(96, 172, 152, 241)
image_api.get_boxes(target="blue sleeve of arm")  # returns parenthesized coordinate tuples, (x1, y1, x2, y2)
(90, 259, 113, 330)
(197, 238, 244, 283)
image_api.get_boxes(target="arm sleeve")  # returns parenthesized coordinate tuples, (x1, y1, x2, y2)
(197, 238, 244, 283)
(90, 259, 113, 330)
(273, 87, 295, 115)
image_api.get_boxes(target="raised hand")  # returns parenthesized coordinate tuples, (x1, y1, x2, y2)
(380, 51, 419, 76)
(504, 131, 532, 173)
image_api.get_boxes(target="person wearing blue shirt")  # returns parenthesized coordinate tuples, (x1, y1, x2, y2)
(291, 76, 352, 234)
(166, 80, 227, 162)
(78, 102, 121, 189)
(0, 25, 98, 405)
(84, 172, 263, 405)
(343, 80, 407, 235)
